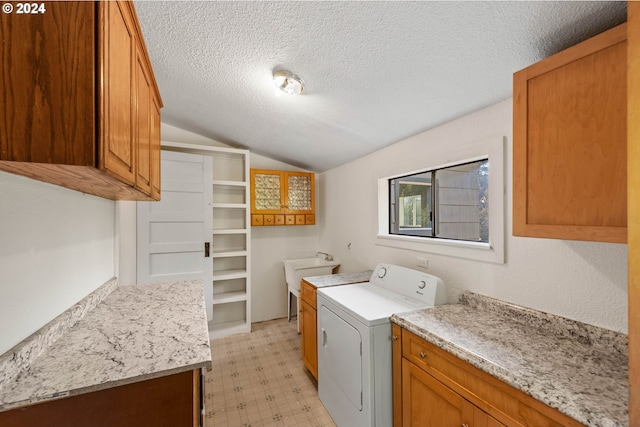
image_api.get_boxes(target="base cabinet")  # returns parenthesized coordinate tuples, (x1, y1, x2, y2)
(0, 370, 201, 427)
(393, 327, 584, 427)
(300, 280, 318, 379)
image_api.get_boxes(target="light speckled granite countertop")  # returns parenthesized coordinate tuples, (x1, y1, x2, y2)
(391, 292, 628, 427)
(0, 280, 212, 411)
(302, 270, 373, 288)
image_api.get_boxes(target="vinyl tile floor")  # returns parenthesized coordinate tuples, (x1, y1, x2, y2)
(204, 318, 336, 427)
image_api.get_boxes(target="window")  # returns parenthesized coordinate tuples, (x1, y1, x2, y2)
(375, 135, 504, 264)
(389, 159, 488, 242)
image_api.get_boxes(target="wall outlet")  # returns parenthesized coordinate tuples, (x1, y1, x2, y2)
(416, 257, 429, 269)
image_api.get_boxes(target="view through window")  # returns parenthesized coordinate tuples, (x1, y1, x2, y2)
(389, 159, 489, 242)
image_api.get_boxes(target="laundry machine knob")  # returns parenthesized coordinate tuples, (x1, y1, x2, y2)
(418, 280, 426, 289)
(377, 267, 387, 278)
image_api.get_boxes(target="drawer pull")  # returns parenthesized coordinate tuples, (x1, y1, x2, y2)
(392, 335, 398, 341)
(462, 424, 470, 427)
(419, 351, 427, 359)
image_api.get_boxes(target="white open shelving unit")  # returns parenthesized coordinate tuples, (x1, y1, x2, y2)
(163, 141, 251, 339)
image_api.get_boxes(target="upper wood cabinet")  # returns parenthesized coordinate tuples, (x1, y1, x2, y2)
(513, 23, 626, 243)
(250, 169, 315, 226)
(0, 1, 162, 201)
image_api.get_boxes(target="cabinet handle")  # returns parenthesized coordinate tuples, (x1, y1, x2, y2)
(392, 335, 398, 341)
(419, 351, 427, 359)
(204, 242, 210, 258)
(462, 424, 470, 427)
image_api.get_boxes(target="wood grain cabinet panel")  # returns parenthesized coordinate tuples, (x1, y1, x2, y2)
(300, 280, 318, 379)
(393, 328, 583, 427)
(513, 24, 626, 242)
(250, 169, 315, 226)
(0, 1, 162, 201)
(0, 370, 201, 427)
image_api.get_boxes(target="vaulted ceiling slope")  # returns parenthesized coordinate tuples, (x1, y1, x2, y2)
(134, 1, 626, 172)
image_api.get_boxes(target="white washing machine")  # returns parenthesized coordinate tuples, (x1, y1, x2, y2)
(316, 263, 446, 427)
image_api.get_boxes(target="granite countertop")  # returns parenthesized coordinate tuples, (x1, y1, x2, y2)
(391, 292, 628, 427)
(302, 270, 373, 288)
(0, 280, 212, 411)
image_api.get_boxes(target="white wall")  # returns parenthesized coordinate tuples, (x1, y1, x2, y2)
(249, 156, 321, 322)
(0, 172, 115, 354)
(319, 99, 628, 333)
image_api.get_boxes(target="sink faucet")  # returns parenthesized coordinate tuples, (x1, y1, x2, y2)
(316, 252, 333, 261)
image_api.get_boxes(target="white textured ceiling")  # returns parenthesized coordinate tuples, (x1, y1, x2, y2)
(134, 1, 626, 172)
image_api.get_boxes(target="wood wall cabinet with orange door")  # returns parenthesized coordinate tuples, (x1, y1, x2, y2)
(0, 369, 201, 427)
(513, 23, 626, 243)
(628, 1, 640, 423)
(250, 169, 315, 226)
(392, 327, 584, 427)
(300, 279, 318, 379)
(0, 1, 162, 201)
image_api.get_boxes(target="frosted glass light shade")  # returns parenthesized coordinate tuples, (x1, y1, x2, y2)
(273, 70, 305, 95)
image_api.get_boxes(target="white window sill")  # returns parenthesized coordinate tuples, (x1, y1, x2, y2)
(375, 233, 503, 263)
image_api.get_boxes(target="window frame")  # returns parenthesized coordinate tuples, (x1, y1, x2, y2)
(376, 136, 505, 264)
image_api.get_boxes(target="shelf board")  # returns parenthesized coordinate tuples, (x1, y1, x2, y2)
(213, 269, 247, 281)
(211, 291, 247, 305)
(212, 180, 248, 187)
(211, 249, 247, 258)
(212, 203, 247, 209)
(212, 229, 247, 235)
(208, 320, 250, 339)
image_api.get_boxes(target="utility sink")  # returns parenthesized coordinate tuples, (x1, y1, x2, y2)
(283, 257, 340, 292)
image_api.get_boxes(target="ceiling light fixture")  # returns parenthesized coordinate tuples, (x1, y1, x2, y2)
(273, 70, 305, 95)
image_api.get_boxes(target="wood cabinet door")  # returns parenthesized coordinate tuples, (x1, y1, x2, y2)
(284, 171, 315, 214)
(402, 358, 474, 427)
(0, 1, 95, 165)
(99, 0, 136, 186)
(300, 299, 318, 379)
(513, 24, 627, 243)
(630, 1, 640, 424)
(251, 169, 286, 214)
(150, 94, 162, 199)
(392, 324, 403, 427)
(135, 45, 152, 195)
(0, 370, 201, 427)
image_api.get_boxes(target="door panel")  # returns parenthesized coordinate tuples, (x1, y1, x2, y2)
(137, 150, 213, 316)
(402, 358, 473, 427)
(319, 304, 363, 411)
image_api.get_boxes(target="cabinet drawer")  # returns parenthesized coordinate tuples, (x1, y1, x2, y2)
(285, 215, 296, 225)
(305, 214, 315, 225)
(401, 329, 582, 427)
(274, 215, 285, 225)
(263, 215, 275, 226)
(251, 215, 263, 226)
(300, 280, 316, 308)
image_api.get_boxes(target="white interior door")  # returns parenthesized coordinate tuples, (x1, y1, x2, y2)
(137, 150, 213, 318)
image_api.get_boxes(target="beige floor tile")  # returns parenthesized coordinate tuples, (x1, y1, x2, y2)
(204, 318, 336, 427)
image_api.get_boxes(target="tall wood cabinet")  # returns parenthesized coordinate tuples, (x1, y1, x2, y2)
(513, 23, 626, 242)
(392, 325, 583, 427)
(0, 1, 162, 201)
(250, 169, 315, 226)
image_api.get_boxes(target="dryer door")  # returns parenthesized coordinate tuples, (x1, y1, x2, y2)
(318, 304, 363, 412)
